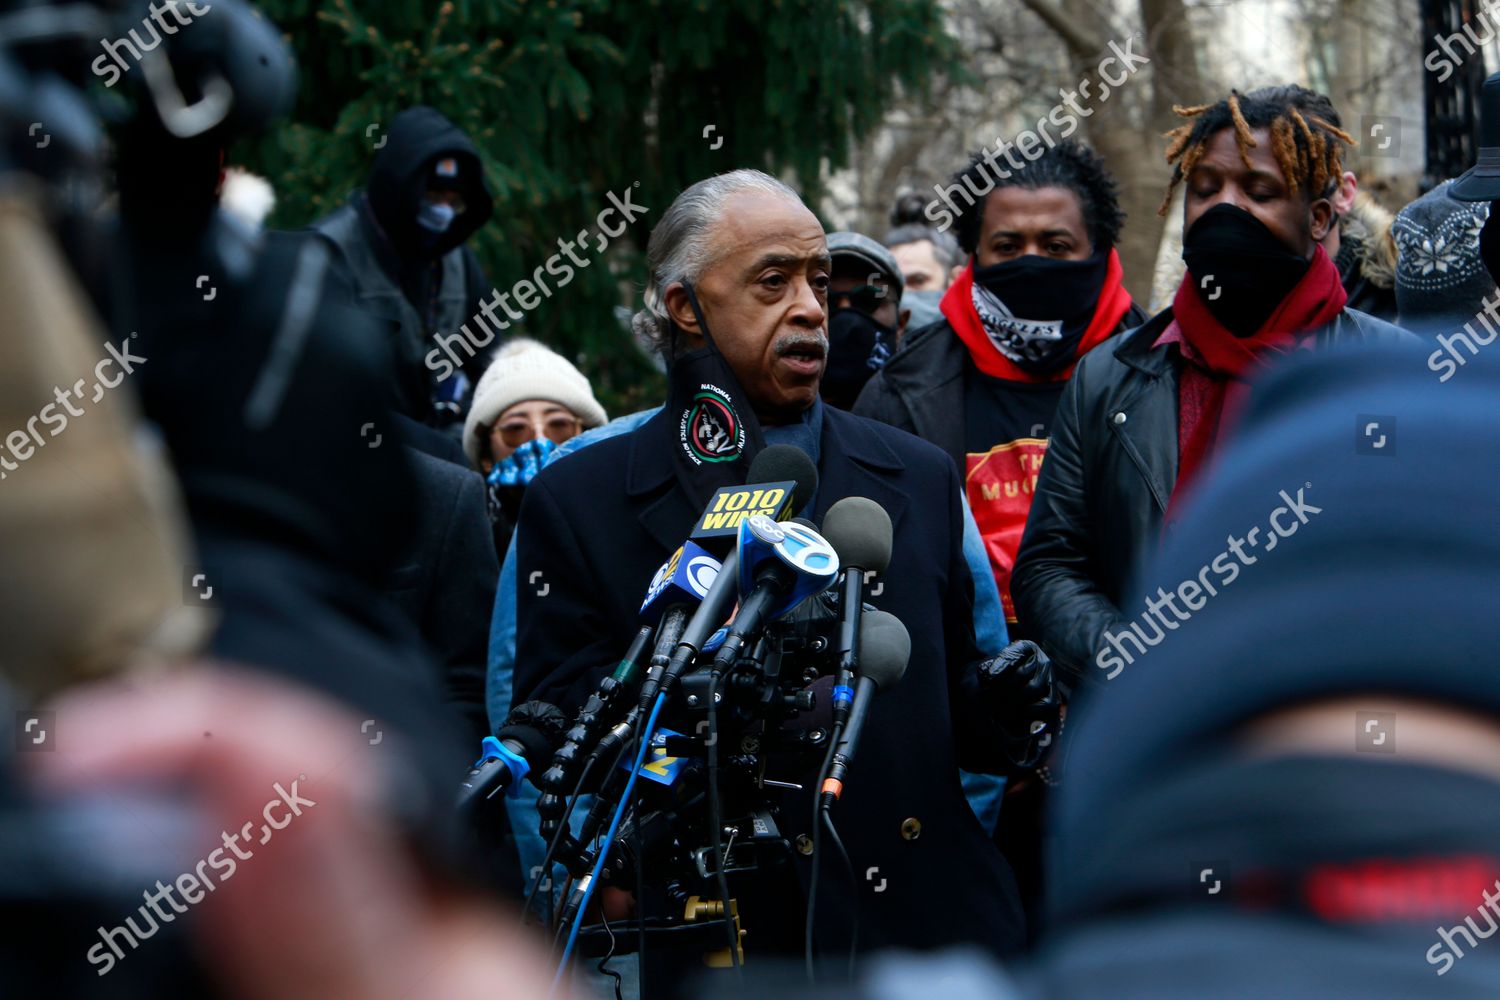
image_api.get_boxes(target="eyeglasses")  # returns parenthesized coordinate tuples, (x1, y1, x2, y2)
(495, 413, 581, 450)
(830, 283, 890, 315)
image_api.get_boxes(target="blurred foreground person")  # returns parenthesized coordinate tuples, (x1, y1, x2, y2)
(0, 3, 532, 993)
(1033, 341, 1500, 997)
(100, 0, 472, 866)
(29, 669, 566, 1000)
(312, 106, 498, 427)
(0, 19, 212, 987)
(747, 341, 1500, 999)
(1013, 87, 1412, 690)
(125, 158, 470, 834)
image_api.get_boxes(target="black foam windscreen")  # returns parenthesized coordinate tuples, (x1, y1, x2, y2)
(821, 496, 893, 573)
(747, 444, 818, 513)
(857, 610, 910, 691)
(497, 700, 567, 762)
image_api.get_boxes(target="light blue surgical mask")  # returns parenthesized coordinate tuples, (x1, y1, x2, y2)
(417, 200, 457, 233)
(903, 288, 945, 331)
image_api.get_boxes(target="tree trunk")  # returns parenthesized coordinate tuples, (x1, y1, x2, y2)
(1017, 0, 1202, 302)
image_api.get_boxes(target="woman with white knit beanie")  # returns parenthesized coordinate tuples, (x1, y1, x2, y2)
(462, 338, 607, 547)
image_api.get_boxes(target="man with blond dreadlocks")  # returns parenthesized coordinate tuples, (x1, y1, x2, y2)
(1012, 86, 1414, 690)
(1245, 84, 1399, 321)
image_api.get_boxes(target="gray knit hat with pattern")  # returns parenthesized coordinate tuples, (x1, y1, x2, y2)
(1392, 180, 1496, 332)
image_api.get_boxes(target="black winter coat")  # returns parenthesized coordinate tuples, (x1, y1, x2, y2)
(384, 447, 499, 747)
(1011, 306, 1415, 689)
(512, 404, 1027, 964)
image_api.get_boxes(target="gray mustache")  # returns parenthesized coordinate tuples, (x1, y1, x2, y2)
(775, 332, 829, 356)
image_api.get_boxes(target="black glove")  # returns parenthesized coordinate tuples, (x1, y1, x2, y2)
(977, 639, 1060, 770)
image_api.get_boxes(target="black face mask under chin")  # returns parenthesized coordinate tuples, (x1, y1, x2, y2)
(1182, 203, 1312, 337)
(659, 282, 768, 510)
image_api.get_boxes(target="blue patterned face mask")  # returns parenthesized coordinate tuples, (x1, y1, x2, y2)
(486, 437, 557, 488)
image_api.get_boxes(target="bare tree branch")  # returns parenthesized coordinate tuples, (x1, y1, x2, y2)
(1014, 0, 1106, 59)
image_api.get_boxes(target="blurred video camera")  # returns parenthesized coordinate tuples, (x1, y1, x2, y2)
(0, 3, 298, 994)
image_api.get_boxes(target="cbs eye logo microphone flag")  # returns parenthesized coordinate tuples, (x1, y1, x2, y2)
(639, 541, 723, 618)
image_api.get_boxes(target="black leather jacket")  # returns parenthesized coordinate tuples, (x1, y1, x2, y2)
(1011, 305, 1415, 689)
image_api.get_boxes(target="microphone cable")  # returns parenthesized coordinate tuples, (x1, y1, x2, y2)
(706, 658, 743, 977)
(550, 691, 667, 996)
(804, 716, 845, 984)
(632, 742, 647, 996)
(821, 803, 858, 982)
(521, 752, 601, 928)
(595, 911, 624, 1000)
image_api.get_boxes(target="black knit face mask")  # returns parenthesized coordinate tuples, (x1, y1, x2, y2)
(822, 307, 894, 408)
(1182, 204, 1310, 336)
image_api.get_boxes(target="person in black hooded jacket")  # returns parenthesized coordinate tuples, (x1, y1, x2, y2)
(312, 106, 498, 427)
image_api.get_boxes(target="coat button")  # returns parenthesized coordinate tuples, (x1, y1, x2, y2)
(900, 817, 922, 841)
(1112, 411, 1127, 424)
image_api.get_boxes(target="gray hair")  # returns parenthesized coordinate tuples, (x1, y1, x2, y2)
(631, 169, 803, 359)
(882, 223, 961, 271)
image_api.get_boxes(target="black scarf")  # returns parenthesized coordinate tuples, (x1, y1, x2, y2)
(664, 283, 767, 512)
(970, 250, 1110, 375)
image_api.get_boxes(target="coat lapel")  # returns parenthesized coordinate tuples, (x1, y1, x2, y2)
(1108, 315, 1180, 512)
(626, 408, 701, 552)
(814, 407, 909, 533)
(900, 339, 967, 471)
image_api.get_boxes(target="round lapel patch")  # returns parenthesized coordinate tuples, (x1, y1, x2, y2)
(681, 386, 743, 464)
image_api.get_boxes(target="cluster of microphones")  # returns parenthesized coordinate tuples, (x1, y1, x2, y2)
(456, 444, 909, 980)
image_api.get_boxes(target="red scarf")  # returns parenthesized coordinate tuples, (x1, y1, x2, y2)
(1168, 245, 1346, 510)
(1171, 244, 1346, 378)
(941, 248, 1134, 383)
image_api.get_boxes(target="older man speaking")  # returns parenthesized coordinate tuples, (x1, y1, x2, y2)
(511, 170, 1048, 987)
